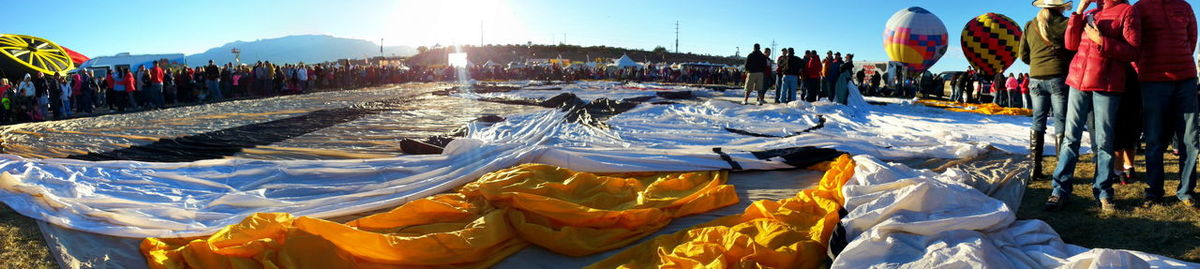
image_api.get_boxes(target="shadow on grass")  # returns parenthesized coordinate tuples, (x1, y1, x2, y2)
(1019, 154, 1200, 261)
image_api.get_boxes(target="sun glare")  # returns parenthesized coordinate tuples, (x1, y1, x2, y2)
(391, 0, 524, 47)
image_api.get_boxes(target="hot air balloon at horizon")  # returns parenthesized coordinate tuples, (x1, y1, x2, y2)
(883, 7, 949, 76)
(961, 13, 1023, 78)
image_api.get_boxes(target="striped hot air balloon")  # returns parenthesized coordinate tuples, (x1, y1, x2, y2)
(961, 13, 1023, 77)
(883, 7, 949, 74)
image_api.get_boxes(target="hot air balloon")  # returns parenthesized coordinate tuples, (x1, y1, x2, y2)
(0, 34, 78, 81)
(883, 7, 949, 75)
(961, 13, 1023, 77)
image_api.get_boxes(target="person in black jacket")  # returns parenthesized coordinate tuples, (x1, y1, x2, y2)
(204, 60, 222, 102)
(779, 48, 803, 103)
(742, 43, 769, 105)
(33, 72, 51, 120)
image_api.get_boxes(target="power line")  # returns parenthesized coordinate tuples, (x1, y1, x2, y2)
(674, 21, 680, 53)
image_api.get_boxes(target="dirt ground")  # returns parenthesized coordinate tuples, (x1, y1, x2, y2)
(0, 204, 54, 268)
(1020, 153, 1200, 262)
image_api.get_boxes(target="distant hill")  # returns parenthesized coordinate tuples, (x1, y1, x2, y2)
(186, 35, 415, 66)
(406, 44, 742, 67)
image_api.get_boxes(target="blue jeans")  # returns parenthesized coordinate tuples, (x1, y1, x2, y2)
(774, 75, 784, 103)
(822, 77, 836, 101)
(1052, 88, 1120, 200)
(126, 91, 138, 109)
(951, 85, 961, 102)
(206, 79, 223, 101)
(1142, 78, 1200, 200)
(803, 78, 820, 102)
(148, 83, 165, 108)
(1030, 77, 1068, 134)
(780, 75, 799, 103)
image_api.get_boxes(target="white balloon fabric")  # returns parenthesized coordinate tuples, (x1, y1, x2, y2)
(833, 156, 1198, 268)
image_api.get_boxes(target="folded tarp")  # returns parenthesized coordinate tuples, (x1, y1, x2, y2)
(832, 155, 1198, 268)
(142, 163, 737, 268)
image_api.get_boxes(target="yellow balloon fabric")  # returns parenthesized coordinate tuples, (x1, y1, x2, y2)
(586, 155, 855, 269)
(142, 163, 737, 268)
(916, 99, 1032, 116)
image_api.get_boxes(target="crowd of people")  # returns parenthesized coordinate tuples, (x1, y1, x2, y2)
(948, 71, 1035, 109)
(0, 60, 423, 124)
(740, 45, 860, 105)
(470, 62, 747, 85)
(1019, 0, 1199, 213)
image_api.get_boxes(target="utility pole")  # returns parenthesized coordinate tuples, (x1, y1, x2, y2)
(380, 38, 384, 58)
(770, 40, 777, 56)
(672, 21, 681, 53)
(480, 21, 484, 47)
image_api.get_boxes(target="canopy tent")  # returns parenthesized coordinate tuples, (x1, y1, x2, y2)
(482, 60, 500, 67)
(566, 62, 600, 70)
(609, 54, 641, 69)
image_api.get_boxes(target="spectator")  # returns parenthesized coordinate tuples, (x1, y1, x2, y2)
(149, 60, 166, 108)
(1131, 0, 1199, 207)
(1006, 73, 1021, 108)
(1047, 0, 1140, 213)
(742, 43, 768, 105)
(205, 60, 223, 101)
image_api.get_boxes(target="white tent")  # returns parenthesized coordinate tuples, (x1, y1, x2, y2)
(567, 62, 599, 70)
(610, 54, 641, 69)
(483, 60, 500, 68)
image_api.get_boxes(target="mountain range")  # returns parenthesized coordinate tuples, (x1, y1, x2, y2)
(185, 35, 416, 65)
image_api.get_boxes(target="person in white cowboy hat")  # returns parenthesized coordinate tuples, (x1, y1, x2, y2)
(1019, 0, 1073, 186)
(1033, 0, 1073, 8)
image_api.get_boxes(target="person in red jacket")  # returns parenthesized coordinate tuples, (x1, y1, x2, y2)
(1048, 0, 1140, 213)
(1131, 0, 1200, 208)
(803, 50, 823, 102)
(148, 60, 166, 109)
(1020, 73, 1032, 109)
(124, 68, 138, 111)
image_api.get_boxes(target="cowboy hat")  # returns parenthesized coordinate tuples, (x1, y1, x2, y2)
(1032, 0, 1073, 8)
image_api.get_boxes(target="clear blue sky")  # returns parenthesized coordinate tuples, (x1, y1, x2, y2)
(10, 0, 1200, 73)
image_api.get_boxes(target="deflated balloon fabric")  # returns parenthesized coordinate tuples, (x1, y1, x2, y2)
(142, 163, 736, 268)
(587, 154, 855, 269)
(916, 99, 1031, 116)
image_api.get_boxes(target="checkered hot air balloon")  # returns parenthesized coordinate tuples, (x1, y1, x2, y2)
(961, 13, 1023, 77)
(883, 7, 949, 74)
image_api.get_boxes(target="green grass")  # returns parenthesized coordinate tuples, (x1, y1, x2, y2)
(0, 204, 54, 268)
(1019, 153, 1200, 261)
